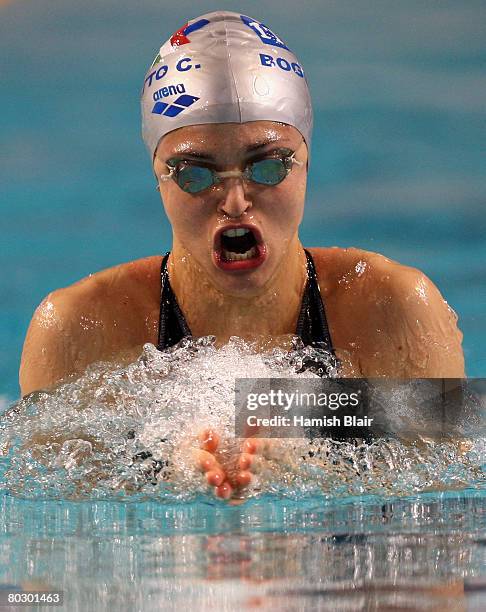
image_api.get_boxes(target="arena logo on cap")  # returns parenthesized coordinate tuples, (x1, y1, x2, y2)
(169, 18, 210, 47)
(240, 15, 290, 50)
(153, 83, 186, 102)
(151, 93, 199, 118)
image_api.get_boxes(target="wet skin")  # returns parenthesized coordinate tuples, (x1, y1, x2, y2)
(19, 121, 466, 499)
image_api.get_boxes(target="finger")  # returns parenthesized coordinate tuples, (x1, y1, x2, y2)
(243, 420, 261, 439)
(242, 438, 264, 455)
(238, 452, 254, 471)
(193, 449, 218, 472)
(205, 468, 225, 487)
(235, 470, 252, 488)
(198, 429, 220, 453)
(215, 481, 233, 499)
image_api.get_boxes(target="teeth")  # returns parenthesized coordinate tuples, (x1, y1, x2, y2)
(222, 228, 250, 238)
(235, 228, 249, 237)
(222, 246, 258, 261)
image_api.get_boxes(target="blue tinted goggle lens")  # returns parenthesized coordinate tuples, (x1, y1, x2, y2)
(250, 158, 287, 185)
(177, 165, 214, 194)
(175, 158, 288, 194)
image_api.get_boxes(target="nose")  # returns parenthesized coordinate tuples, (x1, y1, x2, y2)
(217, 177, 252, 218)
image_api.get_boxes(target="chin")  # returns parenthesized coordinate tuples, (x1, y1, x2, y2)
(210, 256, 278, 298)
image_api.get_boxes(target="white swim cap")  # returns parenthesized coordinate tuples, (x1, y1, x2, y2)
(141, 11, 313, 166)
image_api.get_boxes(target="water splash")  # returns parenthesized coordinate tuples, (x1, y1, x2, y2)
(0, 337, 484, 501)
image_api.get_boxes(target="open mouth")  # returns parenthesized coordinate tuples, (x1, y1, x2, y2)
(213, 225, 266, 271)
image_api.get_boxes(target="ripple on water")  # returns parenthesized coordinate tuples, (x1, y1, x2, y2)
(0, 337, 484, 501)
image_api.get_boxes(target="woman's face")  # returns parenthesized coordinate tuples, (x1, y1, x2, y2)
(153, 121, 308, 297)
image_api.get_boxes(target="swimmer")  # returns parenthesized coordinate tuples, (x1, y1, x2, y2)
(18, 12, 465, 499)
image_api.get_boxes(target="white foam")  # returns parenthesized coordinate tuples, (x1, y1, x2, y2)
(0, 338, 483, 501)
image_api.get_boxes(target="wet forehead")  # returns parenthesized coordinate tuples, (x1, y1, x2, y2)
(158, 121, 301, 161)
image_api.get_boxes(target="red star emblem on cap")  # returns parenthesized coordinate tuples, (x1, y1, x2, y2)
(170, 23, 190, 47)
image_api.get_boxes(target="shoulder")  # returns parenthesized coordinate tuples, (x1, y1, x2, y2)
(19, 256, 163, 396)
(306, 246, 408, 289)
(306, 245, 444, 301)
(58, 255, 163, 302)
(35, 255, 164, 324)
(305, 247, 465, 377)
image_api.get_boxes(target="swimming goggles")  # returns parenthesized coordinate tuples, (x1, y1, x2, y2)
(157, 150, 304, 194)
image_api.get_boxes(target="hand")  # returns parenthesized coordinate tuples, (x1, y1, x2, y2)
(194, 429, 269, 500)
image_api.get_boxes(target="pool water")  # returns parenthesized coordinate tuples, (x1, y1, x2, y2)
(1, 492, 486, 610)
(1, 340, 486, 610)
(1, 1, 486, 610)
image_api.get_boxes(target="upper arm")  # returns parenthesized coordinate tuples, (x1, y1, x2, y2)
(18, 263, 155, 397)
(364, 266, 465, 377)
(19, 292, 77, 397)
(19, 284, 112, 397)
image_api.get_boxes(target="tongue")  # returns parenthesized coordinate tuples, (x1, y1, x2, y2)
(221, 232, 256, 254)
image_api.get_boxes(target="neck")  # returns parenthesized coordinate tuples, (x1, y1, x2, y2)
(167, 239, 308, 349)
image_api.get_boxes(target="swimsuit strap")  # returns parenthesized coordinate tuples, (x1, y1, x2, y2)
(296, 249, 340, 367)
(157, 252, 192, 351)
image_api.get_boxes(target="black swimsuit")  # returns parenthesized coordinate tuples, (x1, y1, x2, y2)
(156, 249, 340, 375)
